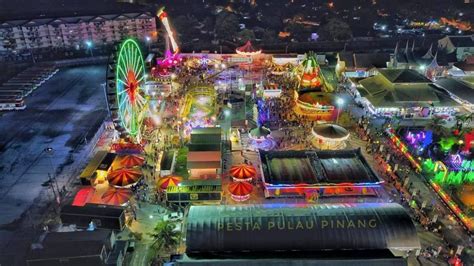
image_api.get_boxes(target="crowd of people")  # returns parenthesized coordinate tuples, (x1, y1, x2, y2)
(354, 112, 469, 265)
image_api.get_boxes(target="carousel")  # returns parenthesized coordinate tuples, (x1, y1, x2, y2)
(311, 124, 350, 150)
(248, 126, 276, 150)
(235, 40, 262, 56)
(228, 181, 253, 202)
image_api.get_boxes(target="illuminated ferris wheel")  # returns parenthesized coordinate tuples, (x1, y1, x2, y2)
(106, 39, 148, 142)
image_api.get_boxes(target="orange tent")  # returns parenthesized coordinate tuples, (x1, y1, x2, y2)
(107, 168, 142, 187)
(229, 164, 256, 181)
(101, 188, 132, 206)
(158, 175, 183, 190)
(120, 154, 145, 168)
(228, 181, 253, 202)
(228, 181, 253, 195)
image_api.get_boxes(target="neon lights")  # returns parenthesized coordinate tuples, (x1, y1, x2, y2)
(439, 136, 457, 152)
(450, 154, 463, 169)
(387, 128, 473, 231)
(299, 52, 322, 89)
(431, 180, 473, 231)
(116, 39, 147, 142)
(386, 129, 421, 171)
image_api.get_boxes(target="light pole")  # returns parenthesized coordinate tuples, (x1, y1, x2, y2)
(44, 147, 60, 204)
(85, 41, 93, 57)
(177, 183, 182, 210)
(145, 36, 151, 51)
(336, 98, 344, 124)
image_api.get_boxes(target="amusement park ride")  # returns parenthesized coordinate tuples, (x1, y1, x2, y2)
(154, 7, 182, 77)
(105, 7, 181, 144)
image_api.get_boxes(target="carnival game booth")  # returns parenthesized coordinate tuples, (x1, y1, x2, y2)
(259, 149, 383, 199)
(177, 203, 420, 265)
(166, 179, 222, 204)
(311, 124, 350, 150)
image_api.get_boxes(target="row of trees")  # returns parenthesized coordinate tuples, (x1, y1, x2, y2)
(170, 11, 353, 47)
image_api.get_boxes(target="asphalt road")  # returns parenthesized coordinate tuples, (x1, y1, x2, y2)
(0, 65, 107, 227)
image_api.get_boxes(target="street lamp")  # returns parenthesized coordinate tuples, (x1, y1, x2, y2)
(336, 98, 344, 124)
(43, 147, 60, 204)
(145, 36, 151, 51)
(85, 41, 93, 57)
(177, 183, 182, 210)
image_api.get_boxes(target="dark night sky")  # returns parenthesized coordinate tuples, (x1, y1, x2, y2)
(0, 0, 147, 20)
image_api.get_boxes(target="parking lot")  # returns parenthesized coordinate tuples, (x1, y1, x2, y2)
(0, 65, 107, 228)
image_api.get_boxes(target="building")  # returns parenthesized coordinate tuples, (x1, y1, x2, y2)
(178, 203, 420, 265)
(60, 203, 126, 231)
(26, 230, 128, 266)
(186, 127, 222, 180)
(435, 78, 474, 111)
(388, 40, 435, 70)
(438, 35, 474, 61)
(336, 51, 390, 78)
(0, 12, 156, 54)
(353, 69, 460, 118)
(259, 149, 383, 199)
(449, 55, 474, 76)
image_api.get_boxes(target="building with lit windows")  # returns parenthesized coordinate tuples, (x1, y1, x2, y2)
(0, 12, 156, 54)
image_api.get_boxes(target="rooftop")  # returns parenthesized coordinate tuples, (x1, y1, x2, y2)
(446, 35, 474, 48)
(338, 52, 390, 69)
(435, 78, 474, 104)
(259, 149, 381, 186)
(357, 73, 459, 108)
(378, 69, 430, 83)
(184, 203, 420, 254)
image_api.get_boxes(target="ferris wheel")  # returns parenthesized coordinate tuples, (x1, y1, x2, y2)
(106, 38, 148, 142)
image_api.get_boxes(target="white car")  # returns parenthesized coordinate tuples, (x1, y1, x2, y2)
(164, 212, 183, 222)
(172, 223, 182, 233)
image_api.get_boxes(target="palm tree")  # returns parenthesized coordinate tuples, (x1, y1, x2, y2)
(455, 113, 474, 133)
(429, 116, 446, 136)
(149, 220, 181, 252)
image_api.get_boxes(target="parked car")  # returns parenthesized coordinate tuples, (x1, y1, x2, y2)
(163, 212, 183, 222)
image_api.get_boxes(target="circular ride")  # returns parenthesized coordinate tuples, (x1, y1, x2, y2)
(293, 52, 335, 121)
(311, 123, 350, 150)
(106, 39, 148, 143)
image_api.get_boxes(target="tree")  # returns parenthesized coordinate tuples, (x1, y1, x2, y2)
(261, 15, 283, 31)
(149, 220, 181, 252)
(429, 116, 446, 136)
(320, 18, 352, 41)
(455, 113, 473, 132)
(262, 29, 277, 44)
(215, 12, 240, 42)
(236, 29, 255, 43)
(173, 15, 199, 40)
(202, 17, 214, 30)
